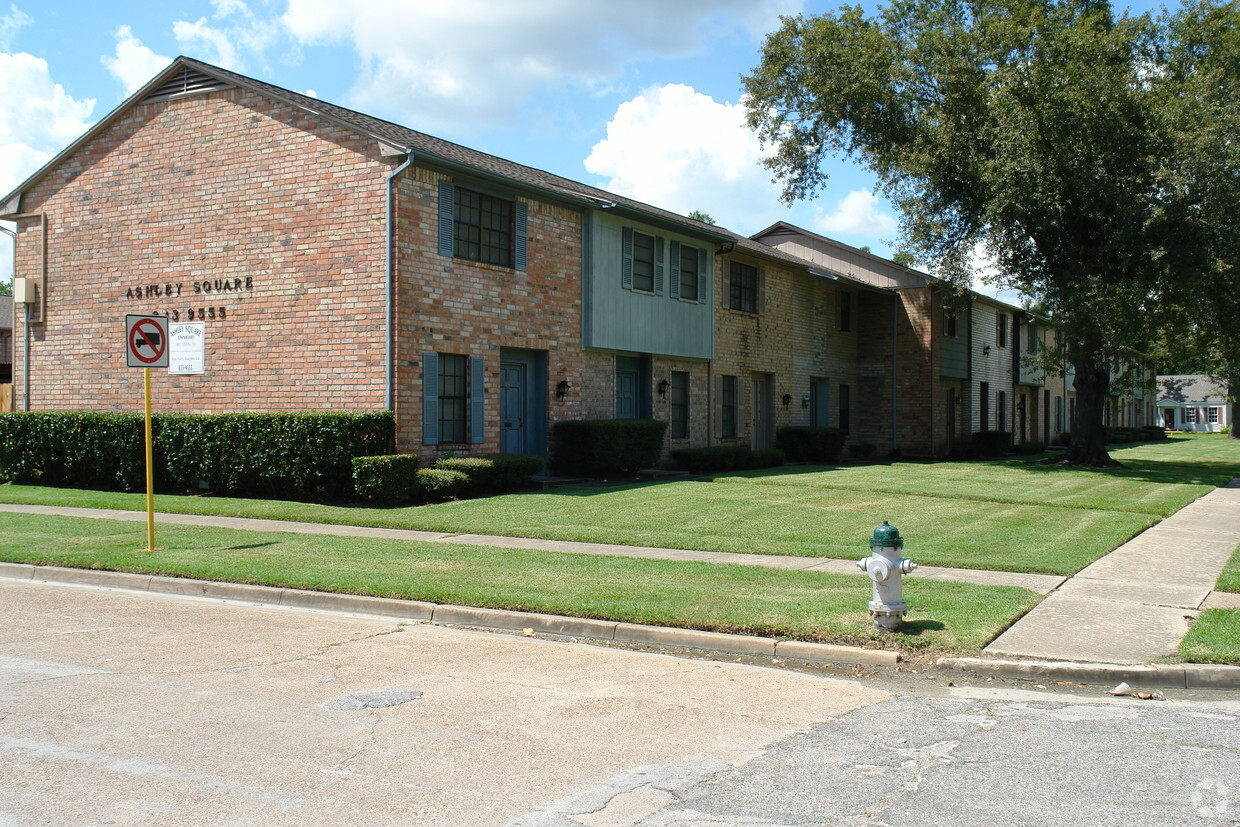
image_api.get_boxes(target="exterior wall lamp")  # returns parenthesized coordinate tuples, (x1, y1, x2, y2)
(555, 380, 570, 400)
(983, 345, 992, 356)
(657, 379, 670, 397)
(801, 395, 810, 409)
(782, 393, 793, 407)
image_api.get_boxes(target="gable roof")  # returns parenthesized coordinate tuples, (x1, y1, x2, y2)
(1, 57, 886, 294)
(1157, 375, 1229, 405)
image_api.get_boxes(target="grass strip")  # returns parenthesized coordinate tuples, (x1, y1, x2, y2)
(1179, 609, 1240, 665)
(0, 512, 1039, 655)
(1215, 544, 1240, 594)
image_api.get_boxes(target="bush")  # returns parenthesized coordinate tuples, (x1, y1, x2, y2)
(352, 455, 419, 503)
(775, 426, 847, 464)
(1050, 431, 1072, 447)
(970, 430, 1013, 456)
(415, 468, 470, 501)
(748, 448, 786, 469)
(0, 410, 394, 498)
(433, 456, 494, 490)
(847, 442, 877, 459)
(1011, 440, 1047, 455)
(551, 419, 667, 476)
(670, 445, 751, 473)
(949, 443, 985, 460)
(481, 453, 545, 490)
(1141, 426, 1168, 441)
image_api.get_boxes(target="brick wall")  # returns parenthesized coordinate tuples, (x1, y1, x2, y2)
(391, 167, 584, 456)
(14, 88, 391, 414)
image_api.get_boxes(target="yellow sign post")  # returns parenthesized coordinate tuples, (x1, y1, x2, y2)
(126, 314, 169, 552)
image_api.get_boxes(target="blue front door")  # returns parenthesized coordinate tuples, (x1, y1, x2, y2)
(500, 362, 526, 454)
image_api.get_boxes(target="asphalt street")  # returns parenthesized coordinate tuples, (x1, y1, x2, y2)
(1, 577, 1237, 826)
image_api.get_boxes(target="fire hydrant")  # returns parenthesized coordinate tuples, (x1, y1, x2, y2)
(857, 521, 917, 631)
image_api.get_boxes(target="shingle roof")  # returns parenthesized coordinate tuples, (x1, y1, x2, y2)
(1156, 375, 1229, 405)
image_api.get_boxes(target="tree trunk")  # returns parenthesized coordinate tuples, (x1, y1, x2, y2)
(1060, 351, 1121, 466)
(1228, 370, 1239, 439)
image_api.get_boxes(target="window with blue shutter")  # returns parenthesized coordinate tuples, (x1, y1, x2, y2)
(438, 182, 525, 270)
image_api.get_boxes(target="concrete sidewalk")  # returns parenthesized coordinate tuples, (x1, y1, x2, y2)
(983, 478, 1240, 666)
(0, 503, 1065, 594)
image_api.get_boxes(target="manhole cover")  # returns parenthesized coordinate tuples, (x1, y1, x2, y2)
(325, 689, 423, 711)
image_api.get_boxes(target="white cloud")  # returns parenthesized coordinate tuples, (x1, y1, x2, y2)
(172, 0, 277, 71)
(0, 4, 32, 51)
(281, 0, 799, 129)
(584, 83, 784, 232)
(0, 51, 94, 281)
(102, 25, 171, 96)
(812, 190, 897, 237)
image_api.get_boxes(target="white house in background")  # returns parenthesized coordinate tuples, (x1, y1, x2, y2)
(1156, 375, 1231, 432)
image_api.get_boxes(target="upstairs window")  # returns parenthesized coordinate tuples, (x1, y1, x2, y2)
(729, 261, 759, 313)
(621, 227, 664, 294)
(672, 242, 703, 302)
(839, 290, 852, 332)
(944, 308, 959, 338)
(438, 181, 527, 270)
(631, 231, 656, 292)
(998, 313, 1008, 347)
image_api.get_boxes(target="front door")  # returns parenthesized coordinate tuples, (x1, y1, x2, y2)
(500, 362, 526, 454)
(752, 373, 774, 450)
(1163, 408, 1175, 430)
(946, 388, 957, 451)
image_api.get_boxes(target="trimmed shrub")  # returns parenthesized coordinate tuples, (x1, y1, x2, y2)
(482, 453, 545, 490)
(1011, 440, 1047, 455)
(433, 456, 494, 491)
(748, 448, 786, 469)
(551, 419, 667, 476)
(949, 443, 985, 460)
(775, 426, 847, 464)
(0, 410, 393, 498)
(670, 445, 751, 473)
(1141, 426, 1168, 441)
(352, 454, 419, 503)
(415, 467, 469, 501)
(1051, 431, 1073, 447)
(848, 442, 877, 459)
(970, 430, 1013, 456)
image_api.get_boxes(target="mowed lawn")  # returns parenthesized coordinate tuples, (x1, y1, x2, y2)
(1, 434, 1236, 577)
(0, 512, 1038, 654)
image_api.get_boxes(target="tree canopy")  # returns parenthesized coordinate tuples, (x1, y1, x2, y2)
(744, 0, 1238, 463)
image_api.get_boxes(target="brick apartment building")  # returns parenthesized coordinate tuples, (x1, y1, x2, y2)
(2, 57, 1151, 463)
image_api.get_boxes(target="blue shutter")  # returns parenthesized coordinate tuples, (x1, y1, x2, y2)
(514, 200, 528, 271)
(469, 355, 485, 444)
(698, 248, 708, 303)
(437, 181, 455, 257)
(669, 241, 681, 299)
(621, 227, 634, 289)
(654, 236, 665, 295)
(422, 352, 439, 445)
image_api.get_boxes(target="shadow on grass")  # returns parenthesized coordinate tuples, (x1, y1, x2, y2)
(895, 619, 947, 636)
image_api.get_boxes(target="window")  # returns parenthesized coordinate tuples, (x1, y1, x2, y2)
(944, 309, 959, 338)
(1208, 407, 1221, 424)
(809, 378, 829, 427)
(673, 242, 701, 301)
(438, 353, 468, 444)
(1026, 324, 1038, 353)
(1185, 407, 1198, 424)
(729, 261, 758, 313)
(423, 352, 484, 446)
(438, 182, 527, 270)
(979, 382, 990, 431)
(1070, 398, 1077, 430)
(997, 314, 1008, 347)
(1056, 396, 1065, 433)
(632, 231, 656, 292)
(839, 383, 851, 433)
(839, 290, 852, 332)
(720, 375, 739, 437)
(998, 391, 1007, 432)
(670, 372, 689, 439)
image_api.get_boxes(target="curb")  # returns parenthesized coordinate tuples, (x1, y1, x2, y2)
(937, 656, 1240, 690)
(0, 562, 899, 668)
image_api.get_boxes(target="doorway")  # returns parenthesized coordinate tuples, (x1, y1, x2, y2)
(751, 373, 774, 450)
(499, 348, 548, 460)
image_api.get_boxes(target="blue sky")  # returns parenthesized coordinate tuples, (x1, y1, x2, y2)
(1, 0, 1168, 297)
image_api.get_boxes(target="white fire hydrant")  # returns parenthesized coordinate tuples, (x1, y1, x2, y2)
(857, 521, 917, 631)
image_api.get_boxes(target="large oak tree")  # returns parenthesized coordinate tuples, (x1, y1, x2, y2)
(743, 0, 1237, 465)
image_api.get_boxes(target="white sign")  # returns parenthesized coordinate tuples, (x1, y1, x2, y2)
(167, 322, 205, 374)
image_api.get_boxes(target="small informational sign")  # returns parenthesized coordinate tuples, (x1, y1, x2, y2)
(167, 322, 206, 374)
(125, 314, 169, 368)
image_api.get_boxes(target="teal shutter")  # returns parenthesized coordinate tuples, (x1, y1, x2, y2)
(621, 227, 634, 289)
(698, 248, 708, 303)
(654, 236, 665, 295)
(669, 241, 681, 299)
(469, 355, 485, 444)
(437, 181, 455, 257)
(422, 352, 440, 445)
(514, 201, 528, 271)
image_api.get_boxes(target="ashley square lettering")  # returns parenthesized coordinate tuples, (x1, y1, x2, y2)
(125, 277, 254, 322)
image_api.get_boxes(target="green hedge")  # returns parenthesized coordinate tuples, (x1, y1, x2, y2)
(434, 453, 544, 493)
(748, 448, 786, 468)
(970, 430, 1013, 456)
(775, 426, 846, 464)
(416, 468, 469, 501)
(0, 411, 394, 498)
(551, 419, 667, 476)
(670, 445, 751, 473)
(352, 454, 420, 503)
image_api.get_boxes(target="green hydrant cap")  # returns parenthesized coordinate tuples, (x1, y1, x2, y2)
(869, 521, 904, 549)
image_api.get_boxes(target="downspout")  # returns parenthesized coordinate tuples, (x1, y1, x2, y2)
(385, 151, 415, 414)
(891, 294, 898, 454)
